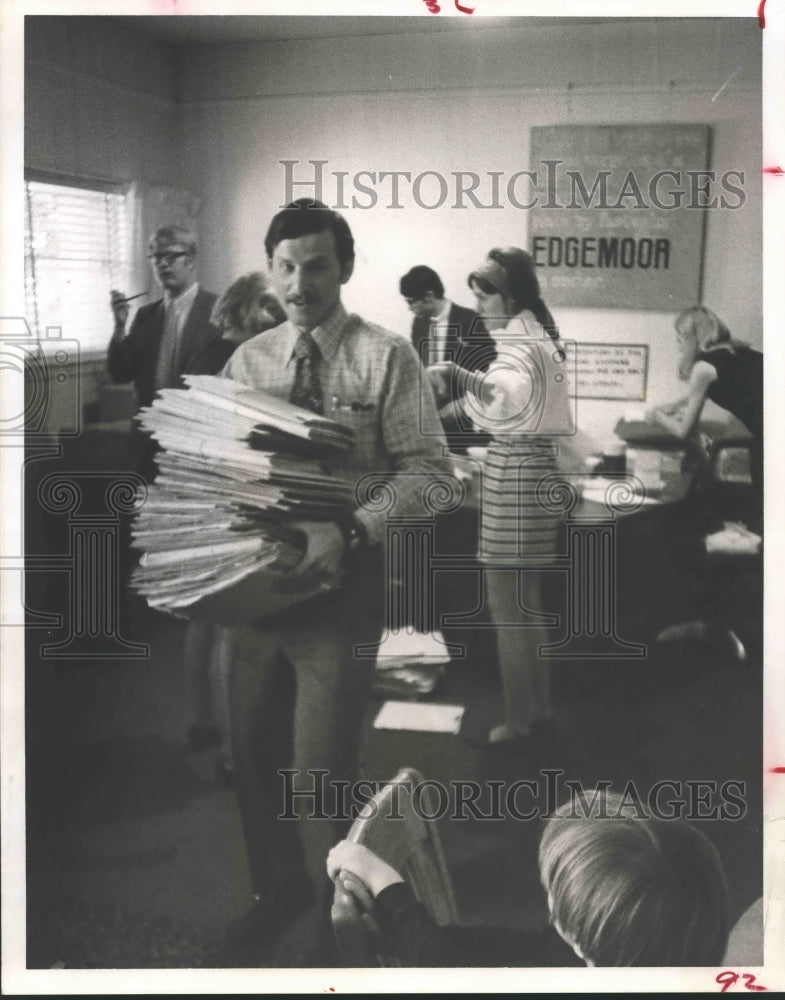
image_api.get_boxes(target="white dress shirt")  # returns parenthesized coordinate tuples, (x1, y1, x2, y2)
(428, 298, 452, 363)
(154, 281, 199, 390)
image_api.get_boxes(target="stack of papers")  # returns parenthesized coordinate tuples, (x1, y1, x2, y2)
(147, 374, 355, 456)
(130, 375, 355, 616)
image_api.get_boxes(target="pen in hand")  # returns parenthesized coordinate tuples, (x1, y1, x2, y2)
(114, 291, 148, 304)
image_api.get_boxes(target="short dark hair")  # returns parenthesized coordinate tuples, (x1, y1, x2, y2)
(264, 198, 355, 266)
(538, 790, 730, 966)
(399, 265, 445, 300)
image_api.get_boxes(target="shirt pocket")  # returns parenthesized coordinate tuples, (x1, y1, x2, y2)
(325, 402, 378, 463)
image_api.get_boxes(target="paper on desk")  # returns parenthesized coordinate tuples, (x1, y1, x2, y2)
(580, 482, 660, 507)
(705, 522, 762, 555)
(623, 407, 647, 422)
(373, 701, 465, 734)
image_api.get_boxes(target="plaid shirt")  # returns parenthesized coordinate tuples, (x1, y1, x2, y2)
(222, 302, 451, 544)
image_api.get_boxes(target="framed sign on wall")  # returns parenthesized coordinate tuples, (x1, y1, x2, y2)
(528, 124, 716, 309)
(571, 343, 649, 401)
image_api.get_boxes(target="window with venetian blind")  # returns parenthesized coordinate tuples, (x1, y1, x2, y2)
(24, 174, 131, 354)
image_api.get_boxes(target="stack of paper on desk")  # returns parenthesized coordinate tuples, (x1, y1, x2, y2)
(130, 375, 355, 618)
(705, 522, 762, 555)
(578, 479, 660, 508)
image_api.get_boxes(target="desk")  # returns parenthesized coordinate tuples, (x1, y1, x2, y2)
(433, 459, 712, 663)
(429, 467, 685, 663)
(24, 423, 146, 656)
(575, 471, 761, 661)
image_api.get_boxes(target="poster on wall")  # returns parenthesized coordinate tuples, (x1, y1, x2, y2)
(528, 124, 716, 309)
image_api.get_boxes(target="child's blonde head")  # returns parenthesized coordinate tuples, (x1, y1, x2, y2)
(538, 789, 729, 966)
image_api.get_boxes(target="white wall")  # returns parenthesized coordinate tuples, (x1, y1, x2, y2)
(25, 16, 179, 186)
(178, 17, 762, 444)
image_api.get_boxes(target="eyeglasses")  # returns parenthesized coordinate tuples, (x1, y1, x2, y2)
(148, 251, 189, 266)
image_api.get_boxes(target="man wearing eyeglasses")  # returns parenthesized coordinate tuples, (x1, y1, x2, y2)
(108, 225, 222, 438)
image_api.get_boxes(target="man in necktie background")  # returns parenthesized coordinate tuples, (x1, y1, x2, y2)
(220, 199, 450, 963)
(400, 264, 496, 451)
(107, 225, 222, 478)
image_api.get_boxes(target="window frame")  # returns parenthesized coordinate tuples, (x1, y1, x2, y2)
(24, 170, 132, 360)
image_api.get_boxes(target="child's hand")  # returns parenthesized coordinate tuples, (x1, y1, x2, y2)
(326, 840, 405, 898)
(334, 869, 375, 914)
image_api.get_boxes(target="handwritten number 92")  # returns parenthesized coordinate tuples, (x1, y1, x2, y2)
(716, 971, 768, 992)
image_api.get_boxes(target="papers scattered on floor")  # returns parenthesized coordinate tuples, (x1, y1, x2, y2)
(371, 631, 452, 699)
(373, 701, 465, 734)
(373, 629, 452, 668)
(130, 375, 355, 616)
(705, 522, 762, 555)
(373, 665, 446, 699)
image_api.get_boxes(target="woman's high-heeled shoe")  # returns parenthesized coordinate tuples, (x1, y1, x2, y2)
(462, 726, 534, 753)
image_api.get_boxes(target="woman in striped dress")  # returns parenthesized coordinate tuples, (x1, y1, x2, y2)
(430, 248, 572, 747)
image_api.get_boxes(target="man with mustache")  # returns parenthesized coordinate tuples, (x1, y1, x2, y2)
(221, 198, 450, 964)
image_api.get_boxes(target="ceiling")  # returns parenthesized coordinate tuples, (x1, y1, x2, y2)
(117, 14, 623, 46)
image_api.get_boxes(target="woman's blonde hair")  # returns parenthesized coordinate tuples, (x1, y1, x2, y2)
(212, 272, 285, 338)
(674, 306, 733, 380)
(538, 789, 729, 966)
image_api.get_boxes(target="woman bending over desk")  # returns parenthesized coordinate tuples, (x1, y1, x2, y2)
(647, 306, 762, 501)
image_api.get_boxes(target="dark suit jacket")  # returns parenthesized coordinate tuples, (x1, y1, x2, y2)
(411, 302, 496, 448)
(410, 301, 496, 373)
(107, 286, 222, 478)
(107, 287, 222, 408)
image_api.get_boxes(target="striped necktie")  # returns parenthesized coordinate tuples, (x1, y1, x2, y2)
(154, 300, 180, 390)
(289, 331, 324, 415)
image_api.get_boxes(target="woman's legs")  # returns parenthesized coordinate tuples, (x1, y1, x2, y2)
(487, 567, 553, 741)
